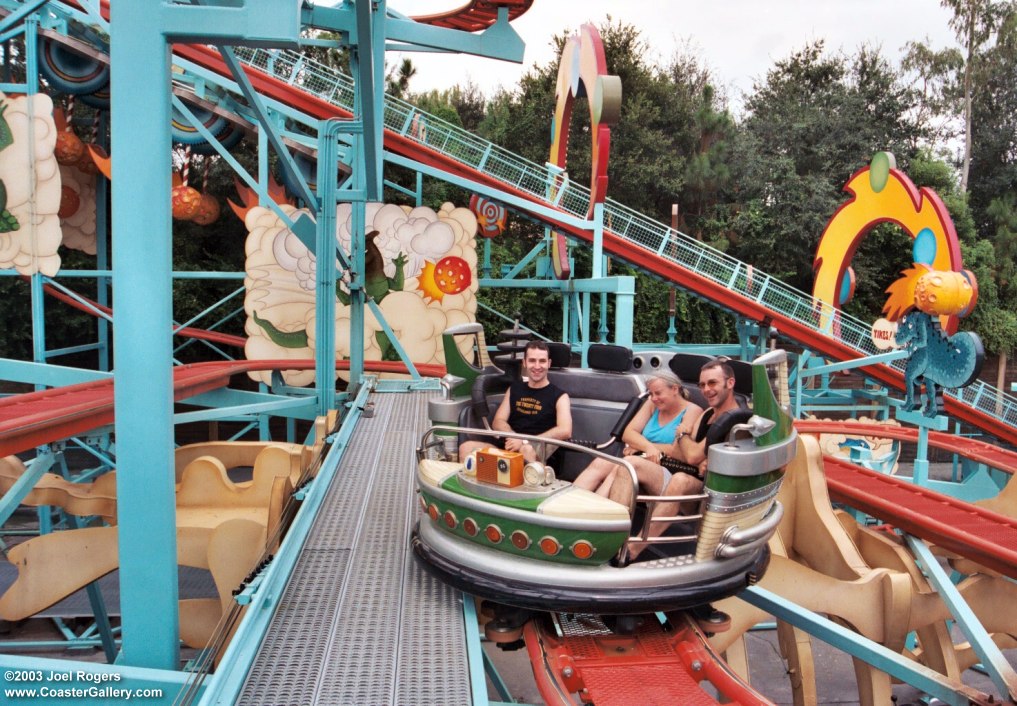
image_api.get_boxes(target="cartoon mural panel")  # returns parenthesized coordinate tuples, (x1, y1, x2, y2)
(243, 201, 479, 385)
(0, 93, 62, 275)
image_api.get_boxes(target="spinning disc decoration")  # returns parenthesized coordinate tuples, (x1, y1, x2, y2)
(38, 39, 109, 95)
(547, 23, 622, 279)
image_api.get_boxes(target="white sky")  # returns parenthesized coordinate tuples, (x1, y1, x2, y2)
(389, 0, 958, 111)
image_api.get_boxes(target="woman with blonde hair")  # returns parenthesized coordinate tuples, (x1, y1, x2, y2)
(573, 369, 703, 498)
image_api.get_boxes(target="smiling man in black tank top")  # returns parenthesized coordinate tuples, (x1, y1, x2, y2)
(459, 341, 572, 464)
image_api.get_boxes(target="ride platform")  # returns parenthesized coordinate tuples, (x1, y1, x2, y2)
(231, 389, 472, 705)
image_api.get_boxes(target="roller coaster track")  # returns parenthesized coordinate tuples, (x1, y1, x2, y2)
(795, 419, 1017, 473)
(823, 454, 1017, 579)
(22, 0, 1017, 448)
(408, 0, 534, 31)
(798, 419, 1017, 578)
(0, 357, 444, 456)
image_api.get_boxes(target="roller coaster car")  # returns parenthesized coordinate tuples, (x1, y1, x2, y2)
(411, 350, 797, 615)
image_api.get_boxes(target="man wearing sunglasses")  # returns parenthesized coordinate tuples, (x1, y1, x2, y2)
(672, 357, 741, 473)
(629, 357, 742, 559)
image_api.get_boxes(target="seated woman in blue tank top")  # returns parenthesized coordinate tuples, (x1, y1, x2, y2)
(572, 370, 703, 498)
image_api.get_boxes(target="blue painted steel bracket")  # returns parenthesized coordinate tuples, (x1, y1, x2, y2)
(741, 586, 990, 706)
(903, 534, 1017, 702)
(157, 0, 300, 48)
(307, 4, 525, 63)
(0, 0, 49, 35)
(0, 453, 55, 528)
(0, 358, 111, 387)
(799, 349, 910, 378)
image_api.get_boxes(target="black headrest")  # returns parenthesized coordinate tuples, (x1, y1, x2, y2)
(728, 360, 754, 396)
(702, 408, 755, 447)
(547, 342, 572, 369)
(587, 344, 633, 373)
(668, 354, 713, 384)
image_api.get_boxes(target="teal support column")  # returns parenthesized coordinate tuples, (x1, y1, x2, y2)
(598, 291, 608, 343)
(25, 19, 43, 372)
(348, 196, 366, 389)
(110, 3, 178, 669)
(613, 279, 634, 348)
(581, 291, 591, 363)
(258, 127, 269, 205)
(592, 202, 604, 278)
(896, 409, 949, 486)
(96, 113, 111, 372)
(315, 121, 342, 414)
(109, 0, 300, 670)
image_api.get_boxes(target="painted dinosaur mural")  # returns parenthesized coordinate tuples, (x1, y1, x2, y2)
(244, 201, 479, 385)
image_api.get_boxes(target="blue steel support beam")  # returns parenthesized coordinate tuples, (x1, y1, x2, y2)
(316, 119, 344, 414)
(353, 0, 384, 200)
(904, 534, 1017, 702)
(217, 47, 318, 212)
(109, 0, 300, 671)
(0, 454, 55, 528)
(0, 0, 48, 36)
(797, 349, 910, 378)
(741, 586, 988, 706)
(109, 3, 178, 668)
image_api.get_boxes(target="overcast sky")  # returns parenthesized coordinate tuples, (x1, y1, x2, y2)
(390, 1, 959, 111)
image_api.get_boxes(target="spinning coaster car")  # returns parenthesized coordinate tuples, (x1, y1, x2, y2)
(411, 350, 797, 614)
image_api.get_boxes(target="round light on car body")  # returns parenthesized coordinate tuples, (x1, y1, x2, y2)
(571, 540, 595, 560)
(511, 530, 531, 550)
(523, 462, 544, 486)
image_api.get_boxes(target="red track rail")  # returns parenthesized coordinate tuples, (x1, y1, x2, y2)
(0, 358, 445, 456)
(523, 612, 769, 706)
(409, 0, 533, 32)
(823, 455, 1017, 579)
(795, 419, 1017, 474)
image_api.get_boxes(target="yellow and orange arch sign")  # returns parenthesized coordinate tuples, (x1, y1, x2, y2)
(813, 152, 974, 333)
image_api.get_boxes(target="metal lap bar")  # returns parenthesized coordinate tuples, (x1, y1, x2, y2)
(630, 493, 706, 545)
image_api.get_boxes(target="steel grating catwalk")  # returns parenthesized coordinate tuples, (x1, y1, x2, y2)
(236, 391, 472, 705)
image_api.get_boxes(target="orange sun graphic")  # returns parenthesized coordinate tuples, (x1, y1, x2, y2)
(417, 256, 472, 302)
(418, 261, 445, 301)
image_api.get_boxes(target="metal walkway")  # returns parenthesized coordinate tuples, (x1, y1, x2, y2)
(236, 390, 472, 705)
